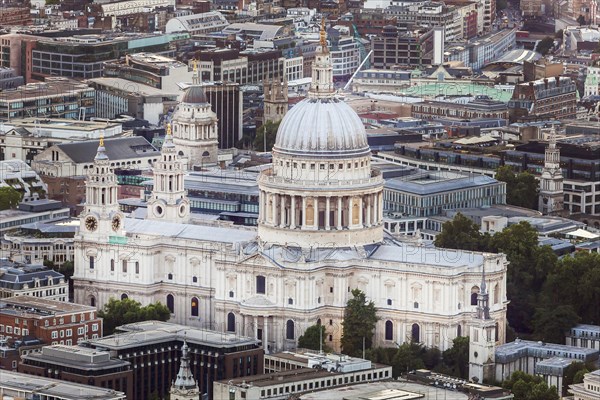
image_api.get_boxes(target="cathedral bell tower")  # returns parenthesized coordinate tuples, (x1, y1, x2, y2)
(80, 137, 124, 238)
(538, 125, 564, 215)
(263, 77, 288, 124)
(468, 266, 496, 383)
(170, 341, 200, 400)
(147, 124, 190, 224)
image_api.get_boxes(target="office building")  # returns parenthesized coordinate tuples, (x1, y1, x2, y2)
(351, 69, 412, 94)
(87, 77, 178, 125)
(0, 370, 126, 400)
(87, 321, 263, 400)
(495, 339, 599, 395)
(0, 78, 95, 121)
(24, 33, 182, 82)
(0, 296, 102, 344)
(100, 0, 175, 16)
(509, 77, 577, 122)
(0, 201, 70, 234)
(103, 53, 194, 93)
(0, 6, 31, 26)
(411, 96, 509, 128)
(215, 353, 392, 399)
(0, 260, 68, 301)
(198, 48, 285, 85)
(165, 11, 229, 36)
(565, 324, 600, 351)
(19, 345, 133, 399)
(384, 170, 507, 217)
(370, 26, 434, 69)
(201, 81, 243, 149)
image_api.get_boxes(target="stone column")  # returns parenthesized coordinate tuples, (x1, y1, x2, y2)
(290, 196, 297, 229)
(337, 197, 343, 230)
(302, 196, 306, 228)
(366, 194, 371, 227)
(358, 196, 363, 226)
(259, 191, 264, 223)
(254, 315, 259, 340)
(263, 317, 269, 352)
(272, 194, 278, 226)
(325, 197, 331, 230)
(280, 195, 286, 227)
(374, 193, 378, 225)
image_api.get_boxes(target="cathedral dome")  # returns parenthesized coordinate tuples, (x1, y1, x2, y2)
(181, 85, 208, 104)
(273, 97, 370, 159)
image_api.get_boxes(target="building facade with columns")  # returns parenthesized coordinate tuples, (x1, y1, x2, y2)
(73, 28, 509, 358)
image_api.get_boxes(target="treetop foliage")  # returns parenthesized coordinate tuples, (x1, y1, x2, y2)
(98, 298, 170, 336)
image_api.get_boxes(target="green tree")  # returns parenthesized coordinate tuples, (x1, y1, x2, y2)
(577, 14, 586, 25)
(253, 120, 280, 152)
(0, 186, 22, 210)
(538, 252, 600, 329)
(491, 222, 558, 334)
(442, 336, 470, 379)
(532, 305, 580, 344)
(98, 298, 170, 335)
(503, 371, 559, 400)
(561, 362, 594, 396)
(341, 289, 378, 357)
(434, 213, 491, 251)
(535, 36, 556, 56)
(495, 166, 539, 209)
(298, 324, 329, 352)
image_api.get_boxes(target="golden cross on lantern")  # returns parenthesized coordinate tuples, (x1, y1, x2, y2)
(99, 134, 104, 148)
(166, 123, 172, 136)
(320, 17, 327, 47)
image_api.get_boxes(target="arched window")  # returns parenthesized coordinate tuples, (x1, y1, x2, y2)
(166, 294, 174, 313)
(493, 284, 499, 304)
(288, 298, 293, 305)
(191, 297, 199, 317)
(286, 320, 295, 340)
(90, 296, 96, 307)
(495, 322, 499, 342)
(316, 318, 321, 326)
(256, 275, 266, 294)
(411, 323, 420, 343)
(121, 293, 128, 300)
(168, 273, 173, 280)
(385, 320, 393, 341)
(457, 325, 462, 337)
(110, 259, 114, 272)
(471, 286, 480, 306)
(192, 276, 198, 283)
(227, 312, 235, 332)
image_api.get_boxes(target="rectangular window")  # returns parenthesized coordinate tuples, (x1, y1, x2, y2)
(89, 256, 94, 269)
(51, 331, 58, 339)
(135, 262, 139, 274)
(66, 329, 72, 337)
(92, 323, 98, 332)
(122, 260, 127, 273)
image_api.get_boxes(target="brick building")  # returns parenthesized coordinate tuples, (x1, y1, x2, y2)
(87, 321, 263, 400)
(19, 345, 133, 399)
(0, 296, 102, 345)
(508, 76, 577, 122)
(0, 7, 31, 26)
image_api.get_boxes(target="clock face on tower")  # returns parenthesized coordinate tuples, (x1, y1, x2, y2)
(85, 216, 98, 232)
(112, 216, 121, 231)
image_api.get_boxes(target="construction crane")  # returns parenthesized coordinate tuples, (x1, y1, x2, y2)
(343, 24, 372, 92)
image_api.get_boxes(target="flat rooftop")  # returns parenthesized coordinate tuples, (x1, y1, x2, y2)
(8, 118, 121, 132)
(385, 171, 500, 196)
(0, 295, 95, 317)
(300, 379, 468, 399)
(86, 77, 180, 97)
(0, 78, 92, 102)
(23, 344, 130, 371)
(90, 320, 260, 350)
(0, 370, 125, 400)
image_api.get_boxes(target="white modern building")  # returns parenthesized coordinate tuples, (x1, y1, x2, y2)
(165, 12, 229, 36)
(101, 0, 175, 16)
(73, 27, 509, 354)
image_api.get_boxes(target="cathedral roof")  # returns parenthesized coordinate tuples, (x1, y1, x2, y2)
(273, 98, 371, 159)
(181, 85, 209, 105)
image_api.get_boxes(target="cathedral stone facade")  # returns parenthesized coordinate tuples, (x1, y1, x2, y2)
(73, 28, 508, 354)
